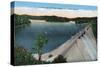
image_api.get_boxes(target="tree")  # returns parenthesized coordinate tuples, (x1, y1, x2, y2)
(52, 55, 67, 63)
(14, 46, 34, 65)
(32, 33, 48, 61)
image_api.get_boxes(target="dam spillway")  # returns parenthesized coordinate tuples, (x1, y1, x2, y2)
(32, 25, 97, 62)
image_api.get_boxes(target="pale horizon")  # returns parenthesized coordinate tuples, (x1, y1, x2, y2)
(11, 1, 97, 18)
(11, 7, 97, 18)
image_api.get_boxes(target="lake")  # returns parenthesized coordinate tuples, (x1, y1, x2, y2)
(15, 21, 86, 53)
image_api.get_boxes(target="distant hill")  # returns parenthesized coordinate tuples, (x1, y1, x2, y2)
(11, 14, 97, 23)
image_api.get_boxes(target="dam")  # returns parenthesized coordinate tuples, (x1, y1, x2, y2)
(32, 25, 97, 62)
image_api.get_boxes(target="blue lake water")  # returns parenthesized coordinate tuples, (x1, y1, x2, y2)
(15, 22, 85, 53)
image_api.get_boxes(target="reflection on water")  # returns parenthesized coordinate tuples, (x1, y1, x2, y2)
(15, 22, 86, 53)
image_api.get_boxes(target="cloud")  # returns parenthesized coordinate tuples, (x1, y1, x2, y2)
(13, 7, 97, 18)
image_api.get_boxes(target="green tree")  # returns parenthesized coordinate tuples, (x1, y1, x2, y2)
(32, 33, 48, 61)
(52, 55, 67, 63)
(14, 46, 34, 65)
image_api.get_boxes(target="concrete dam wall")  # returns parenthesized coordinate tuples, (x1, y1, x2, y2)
(64, 27, 97, 62)
(32, 26, 97, 62)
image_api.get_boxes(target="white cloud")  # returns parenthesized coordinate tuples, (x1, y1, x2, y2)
(13, 7, 97, 18)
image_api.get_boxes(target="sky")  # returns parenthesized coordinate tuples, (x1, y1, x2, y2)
(11, 1, 97, 18)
